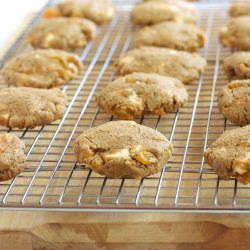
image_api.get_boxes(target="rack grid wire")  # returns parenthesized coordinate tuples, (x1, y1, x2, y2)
(0, 0, 249, 212)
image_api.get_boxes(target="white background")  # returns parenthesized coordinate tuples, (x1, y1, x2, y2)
(0, 0, 47, 47)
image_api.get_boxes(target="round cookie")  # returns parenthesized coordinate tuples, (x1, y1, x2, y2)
(44, 0, 115, 24)
(0, 87, 67, 129)
(96, 72, 188, 120)
(223, 52, 250, 80)
(229, 2, 250, 17)
(1, 49, 82, 88)
(0, 133, 26, 182)
(131, 1, 197, 25)
(220, 16, 250, 50)
(218, 80, 250, 126)
(204, 125, 250, 184)
(115, 46, 207, 84)
(28, 17, 96, 50)
(134, 21, 205, 52)
(74, 121, 173, 179)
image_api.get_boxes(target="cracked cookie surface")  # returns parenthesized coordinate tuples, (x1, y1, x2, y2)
(115, 46, 207, 84)
(220, 17, 250, 50)
(0, 133, 26, 181)
(0, 87, 67, 129)
(131, 1, 197, 25)
(223, 52, 250, 80)
(218, 80, 250, 126)
(134, 21, 205, 52)
(28, 17, 96, 50)
(96, 72, 188, 120)
(204, 125, 250, 184)
(1, 49, 82, 88)
(44, 0, 115, 24)
(229, 2, 250, 17)
(74, 121, 173, 179)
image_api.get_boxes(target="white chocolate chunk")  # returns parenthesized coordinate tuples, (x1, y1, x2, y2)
(103, 149, 130, 160)
(44, 33, 56, 45)
(128, 91, 143, 105)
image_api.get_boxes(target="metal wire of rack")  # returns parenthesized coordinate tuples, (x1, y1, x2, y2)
(0, 0, 249, 212)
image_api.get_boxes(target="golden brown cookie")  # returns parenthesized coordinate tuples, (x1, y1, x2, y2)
(0, 133, 26, 182)
(0, 87, 67, 129)
(223, 52, 250, 80)
(229, 2, 250, 17)
(74, 121, 173, 179)
(28, 17, 96, 50)
(204, 125, 250, 184)
(1, 49, 82, 88)
(134, 21, 205, 51)
(44, 0, 115, 24)
(96, 72, 188, 119)
(220, 17, 250, 50)
(115, 46, 207, 84)
(131, 1, 197, 25)
(218, 80, 250, 126)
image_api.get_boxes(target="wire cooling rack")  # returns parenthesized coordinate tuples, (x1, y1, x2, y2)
(0, 0, 249, 212)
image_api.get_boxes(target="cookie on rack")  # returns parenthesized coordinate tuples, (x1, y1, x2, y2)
(0, 87, 67, 129)
(96, 72, 188, 120)
(220, 16, 250, 50)
(218, 80, 250, 126)
(1, 49, 82, 89)
(134, 21, 205, 52)
(229, 2, 250, 17)
(131, 1, 197, 25)
(223, 52, 250, 80)
(44, 0, 115, 24)
(28, 17, 96, 50)
(204, 125, 250, 184)
(74, 121, 173, 179)
(115, 46, 207, 84)
(0, 133, 26, 182)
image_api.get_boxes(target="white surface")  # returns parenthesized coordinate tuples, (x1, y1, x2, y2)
(0, 0, 47, 47)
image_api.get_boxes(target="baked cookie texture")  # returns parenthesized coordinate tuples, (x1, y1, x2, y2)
(0, 133, 25, 182)
(96, 72, 188, 119)
(28, 18, 96, 50)
(115, 46, 207, 84)
(0, 87, 67, 129)
(44, 0, 115, 24)
(134, 21, 205, 51)
(1, 49, 82, 88)
(143, 0, 197, 2)
(74, 121, 173, 179)
(223, 52, 250, 80)
(131, 1, 197, 25)
(220, 16, 250, 50)
(218, 80, 250, 126)
(229, 2, 250, 17)
(204, 125, 250, 184)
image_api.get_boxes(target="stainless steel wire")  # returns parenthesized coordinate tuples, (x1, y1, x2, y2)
(0, 0, 249, 212)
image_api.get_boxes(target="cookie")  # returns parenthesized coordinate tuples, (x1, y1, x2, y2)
(131, 1, 197, 25)
(134, 21, 205, 52)
(0, 87, 67, 129)
(204, 125, 250, 184)
(115, 46, 207, 84)
(74, 121, 173, 179)
(1, 49, 82, 89)
(220, 17, 250, 50)
(44, 0, 115, 24)
(229, 2, 250, 17)
(218, 80, 250, 126)
(0, 133, 26, 182)
(96, 72, 188, 120)
(223, 52, 250, 80)
(28, 17, 96, 50)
